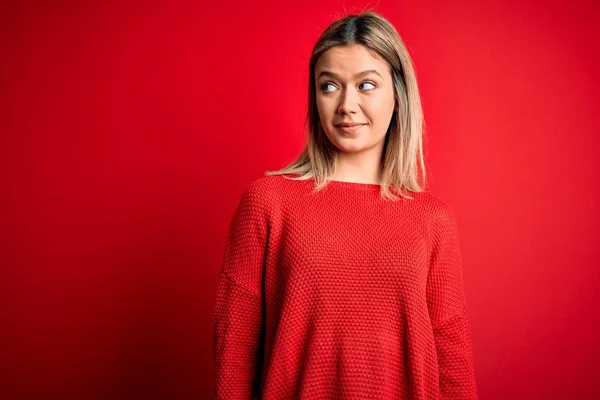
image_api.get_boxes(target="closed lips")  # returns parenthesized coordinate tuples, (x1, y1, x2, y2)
(335, 123, 366, 127)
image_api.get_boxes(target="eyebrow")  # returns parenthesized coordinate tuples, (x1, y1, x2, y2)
(317, 69, 383, 80)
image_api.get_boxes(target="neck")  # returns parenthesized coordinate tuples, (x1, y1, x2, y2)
(331, 149, 383, 185)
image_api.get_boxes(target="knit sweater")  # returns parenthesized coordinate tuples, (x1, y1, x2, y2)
(212, 174, 478, 399)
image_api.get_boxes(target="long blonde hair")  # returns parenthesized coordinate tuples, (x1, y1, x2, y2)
(265, 11, 428, 201)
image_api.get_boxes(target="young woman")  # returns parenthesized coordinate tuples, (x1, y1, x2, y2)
(213, 11, 478, 399)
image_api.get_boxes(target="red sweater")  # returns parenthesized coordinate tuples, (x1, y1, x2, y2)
(213, 175, 478, 399)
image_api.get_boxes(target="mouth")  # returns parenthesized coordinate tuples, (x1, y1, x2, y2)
(334, 123, 366, 134)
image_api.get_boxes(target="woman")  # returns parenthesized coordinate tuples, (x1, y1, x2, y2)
(213, 10, 478, 399)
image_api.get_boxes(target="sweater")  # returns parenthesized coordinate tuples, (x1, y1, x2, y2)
(212, 174, 478, 399)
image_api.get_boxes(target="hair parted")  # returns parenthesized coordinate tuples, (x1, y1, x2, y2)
(265, 10, 428, 201)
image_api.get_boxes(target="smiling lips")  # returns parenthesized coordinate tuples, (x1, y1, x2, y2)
(334, 122, 366, 133)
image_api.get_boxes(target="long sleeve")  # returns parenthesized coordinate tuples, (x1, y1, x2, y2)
(426, 203, 478, 399)
(213, 183, 269, 399)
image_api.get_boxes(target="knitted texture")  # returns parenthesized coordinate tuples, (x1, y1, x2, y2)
(213, 175, 478, 399)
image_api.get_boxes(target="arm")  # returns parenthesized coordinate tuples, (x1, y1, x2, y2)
(426, 203, 478, 399)
(213, 182, 268, 399)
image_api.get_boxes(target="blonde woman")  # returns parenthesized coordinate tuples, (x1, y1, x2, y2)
(213, 10, 478, 399)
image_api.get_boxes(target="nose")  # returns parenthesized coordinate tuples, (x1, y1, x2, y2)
(337, 86, 360, 115)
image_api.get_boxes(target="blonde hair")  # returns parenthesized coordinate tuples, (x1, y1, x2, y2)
(265, 10, 428, 201)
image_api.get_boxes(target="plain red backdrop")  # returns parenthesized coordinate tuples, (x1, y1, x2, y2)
(1, 0, 599, 398)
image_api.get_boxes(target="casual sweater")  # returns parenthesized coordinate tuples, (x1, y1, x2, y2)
(213, 174, 478, 399)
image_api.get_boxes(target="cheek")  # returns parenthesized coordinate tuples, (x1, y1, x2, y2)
(316, 96, 332, 115)
(368, 93, 395, 122)
(316, 99, 337, 129)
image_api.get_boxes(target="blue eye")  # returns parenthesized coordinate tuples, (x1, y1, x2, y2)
(320, 81, 377, 92)
(360, 82, 376, 90)
(321, 82, 336, 92)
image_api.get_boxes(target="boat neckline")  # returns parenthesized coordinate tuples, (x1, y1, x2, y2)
(326, 179, 382, 190)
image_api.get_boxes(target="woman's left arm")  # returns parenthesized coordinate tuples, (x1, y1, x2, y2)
(426, 203, 479, 399)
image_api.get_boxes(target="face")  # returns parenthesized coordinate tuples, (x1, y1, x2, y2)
(314, 43, 396, 155)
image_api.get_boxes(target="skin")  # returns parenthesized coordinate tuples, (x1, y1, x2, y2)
(314, 43, 397, 185)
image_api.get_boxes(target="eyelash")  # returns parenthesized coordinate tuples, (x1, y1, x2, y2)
(320, 81, 377, 93)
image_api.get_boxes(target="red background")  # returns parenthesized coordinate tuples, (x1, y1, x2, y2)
(2, 0, 599, 398)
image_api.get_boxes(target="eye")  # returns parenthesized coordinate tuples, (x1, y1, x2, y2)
(359, 81, 376, 90)
(321, 82, 336, 93)
(319, 81, 377, 93)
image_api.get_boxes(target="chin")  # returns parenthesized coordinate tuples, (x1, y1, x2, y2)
(332, 140, 367, 153)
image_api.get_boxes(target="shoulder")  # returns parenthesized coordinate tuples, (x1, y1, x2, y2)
(241, 174, 307, 200)
(235, 175, 288, 215)
(415, 191, 459, 230)
(240, 175, 286, 201)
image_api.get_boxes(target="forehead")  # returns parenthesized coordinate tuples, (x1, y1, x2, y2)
(315, 44, 388, 76)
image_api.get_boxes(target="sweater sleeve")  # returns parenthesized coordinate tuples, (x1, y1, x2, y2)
(426, 203, 478, 399)
(213, 182, 269, 399)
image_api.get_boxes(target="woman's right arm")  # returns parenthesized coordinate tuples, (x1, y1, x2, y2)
(213, 182, 269, 399)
